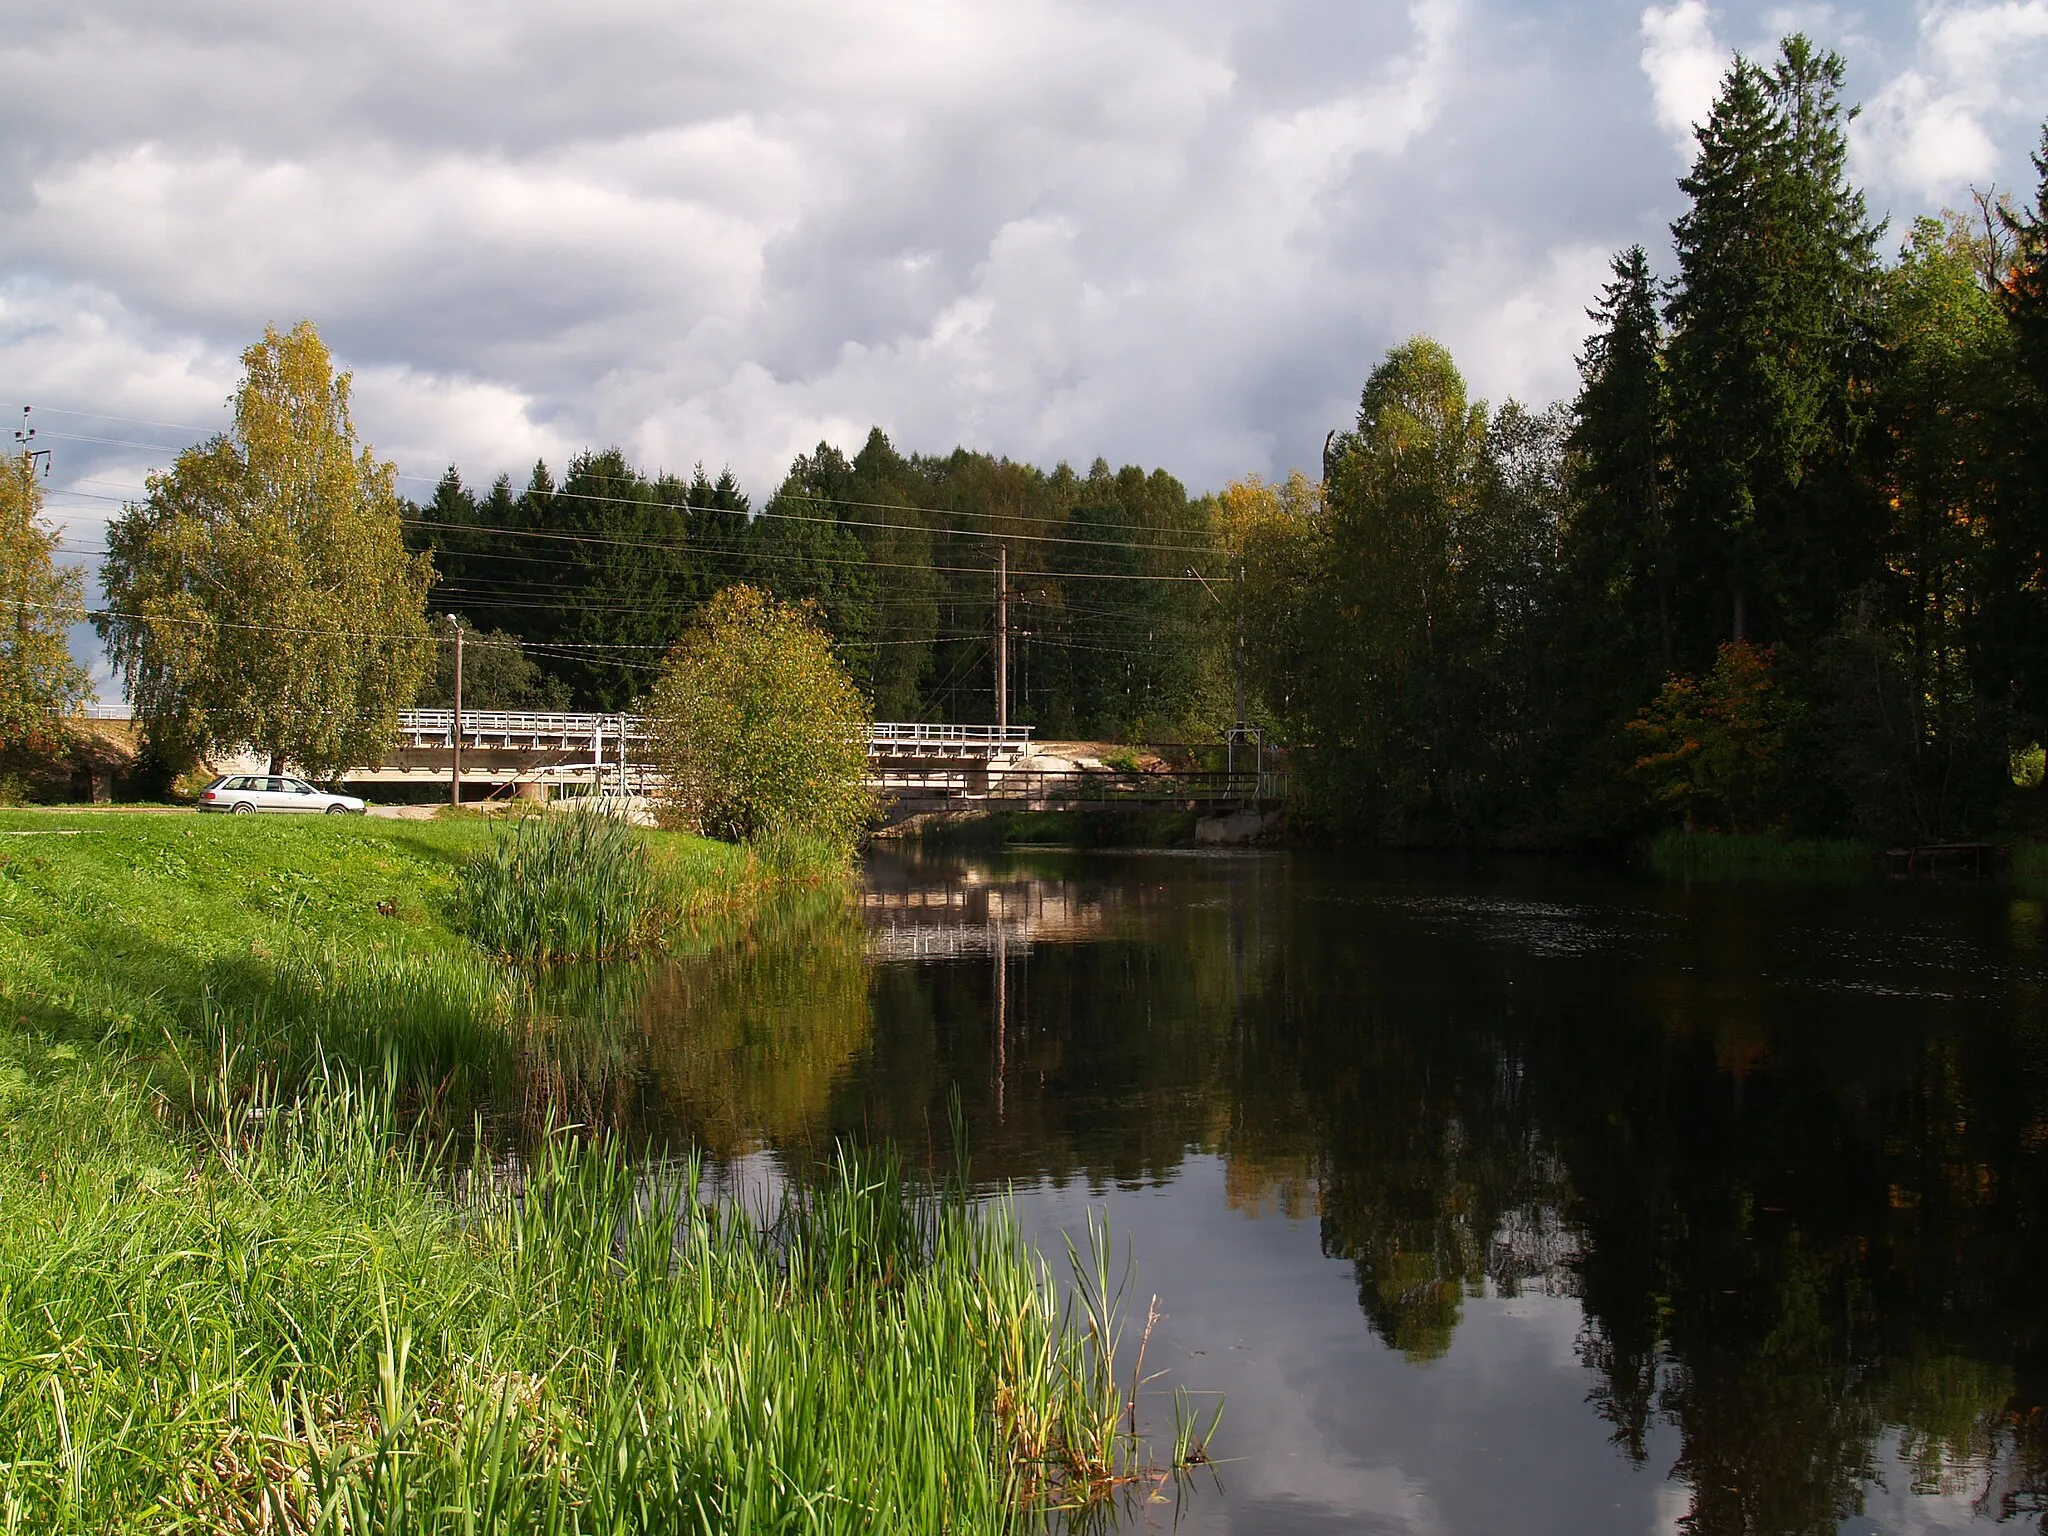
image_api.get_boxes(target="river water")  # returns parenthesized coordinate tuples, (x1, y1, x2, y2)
(626, 845, 2048, 1534)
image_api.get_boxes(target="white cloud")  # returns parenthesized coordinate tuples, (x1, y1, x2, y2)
(1430, 241, 1615, 408)
(1, 0, 2042, 540)
(1853, 1, 2048, 201)
(1641, 0, 1729, 155)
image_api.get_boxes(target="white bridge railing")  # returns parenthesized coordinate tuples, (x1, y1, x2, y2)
(392, 711, 1032, 757)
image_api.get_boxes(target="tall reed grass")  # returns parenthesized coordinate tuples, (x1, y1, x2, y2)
(0, 1055, 1150, 1533)
(454, 811, 652, 961)
(1646, 828, 1877, 879)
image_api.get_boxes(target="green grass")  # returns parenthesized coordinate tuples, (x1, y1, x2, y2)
(2013, 840, 2048, 879)
(1645, 828, 1879, 879)
(0, 811, 1181, 1531)
(0, 1060, 1134, 1531)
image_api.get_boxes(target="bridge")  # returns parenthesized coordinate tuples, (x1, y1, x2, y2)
(88, 706, 1279, 810)
(371, 710, 1277, 809)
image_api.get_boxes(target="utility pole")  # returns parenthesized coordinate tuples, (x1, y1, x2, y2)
(995, 543, 1008, 733)
(1233, 561, 1246, 736)
(447, 615, 463, 809)
(13, 407, 50, 478)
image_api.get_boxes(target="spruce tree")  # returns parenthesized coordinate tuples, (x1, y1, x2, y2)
(1569, 244, 1671, 672)
(1995, 123, 2048, 721)
(1664, 38, 1878, 654)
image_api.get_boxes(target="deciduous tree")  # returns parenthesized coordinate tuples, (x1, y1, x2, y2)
(645, 585, 875, 849)
(97, 321, 436, 777)
(0, 453, 90, 750)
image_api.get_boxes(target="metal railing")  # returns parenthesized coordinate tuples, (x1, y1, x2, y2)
(392, 711, 1030, 755)
(874, 767, 1282, 805)
(395, 709, 652, 746)
(868, 722, 1034, 751)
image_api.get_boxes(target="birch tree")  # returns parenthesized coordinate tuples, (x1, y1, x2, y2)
(98, 322, 436, 777)
(0, 452, 90, 750)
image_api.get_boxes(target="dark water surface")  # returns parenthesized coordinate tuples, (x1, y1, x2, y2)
(639, 847, 2048, 1533)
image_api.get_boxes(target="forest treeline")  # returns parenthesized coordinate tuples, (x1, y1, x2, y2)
(410, 36, 2048, 847)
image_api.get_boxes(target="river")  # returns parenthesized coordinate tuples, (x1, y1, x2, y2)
(621, 845, 2048, 1533)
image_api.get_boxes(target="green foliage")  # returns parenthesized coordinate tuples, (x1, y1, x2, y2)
(1283, 339, 1564, 839)
(1664, 38, 1879, 654)
(1645, 827, 1876, 877)
(415, 618, 568, 710)
(0, 451, 90, 751)
(647, 585, 877, 851)
(453, 811, 653, 962)
(97, 321, 437, 777)
(1628, 642, 1795, 833)
(417, 430, 1231, 744)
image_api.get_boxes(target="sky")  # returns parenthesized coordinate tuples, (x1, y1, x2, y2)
(3, 0, 2047, 544)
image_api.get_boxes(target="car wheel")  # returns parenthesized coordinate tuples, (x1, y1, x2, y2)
(325, 804, 349, 815)
(232, 802, 255, 815)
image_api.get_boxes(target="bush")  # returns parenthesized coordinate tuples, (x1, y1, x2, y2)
(453, 810, 651, 961)
(645, 585, 876, 852)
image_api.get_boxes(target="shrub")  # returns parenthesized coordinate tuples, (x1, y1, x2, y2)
(453, 810, 651, 961)
(644, 585, 876, 853)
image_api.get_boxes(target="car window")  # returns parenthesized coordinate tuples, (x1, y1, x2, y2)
(263, 777, 289, 794)
(222, 777, 250, 791)
(289, 779, 315, 794)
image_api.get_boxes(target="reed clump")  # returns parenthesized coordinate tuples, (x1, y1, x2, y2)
(454, 810, 653, 961)
(0, 1054, 1142, 1533)
(1646, 827, 1877, 879)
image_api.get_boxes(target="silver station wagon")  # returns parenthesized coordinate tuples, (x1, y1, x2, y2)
(198, 775, 367, 815)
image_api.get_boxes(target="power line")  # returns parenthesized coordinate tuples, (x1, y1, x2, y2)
(16, 409, 1229, 542)
(41, 476, 1225, 576)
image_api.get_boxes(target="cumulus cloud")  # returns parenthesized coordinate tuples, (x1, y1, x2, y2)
(1853, 1, 2048, 201)
(0, 0, 2043, 535)
(1641, 1, 1729, 155)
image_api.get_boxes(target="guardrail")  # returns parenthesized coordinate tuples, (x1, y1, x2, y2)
(392, 711, 1031, 755)
(875, 767, 1282, 805)
(868, 722, 1034, 750)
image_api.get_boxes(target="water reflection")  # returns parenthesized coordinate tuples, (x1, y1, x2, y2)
(594, 845, 2048, 1532)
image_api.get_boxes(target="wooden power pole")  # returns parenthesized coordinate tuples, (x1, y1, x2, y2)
(995, 544, 1008, 732)
(448, 616, 464, 808)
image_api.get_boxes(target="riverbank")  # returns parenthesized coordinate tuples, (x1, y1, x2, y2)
(0, 812, 1135, 1531)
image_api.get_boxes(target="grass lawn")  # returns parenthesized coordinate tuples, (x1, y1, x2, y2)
(0, 811, 1131, 1533)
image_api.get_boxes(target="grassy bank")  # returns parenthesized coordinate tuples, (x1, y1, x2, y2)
(1644, 828, 1879, 879)
(0, 812, 1159, 1530)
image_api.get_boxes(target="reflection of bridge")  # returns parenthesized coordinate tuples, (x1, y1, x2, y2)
(859, 876, 1114, 961)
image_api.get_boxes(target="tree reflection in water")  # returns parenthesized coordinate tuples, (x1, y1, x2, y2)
(617, 846, 2048, 1531)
